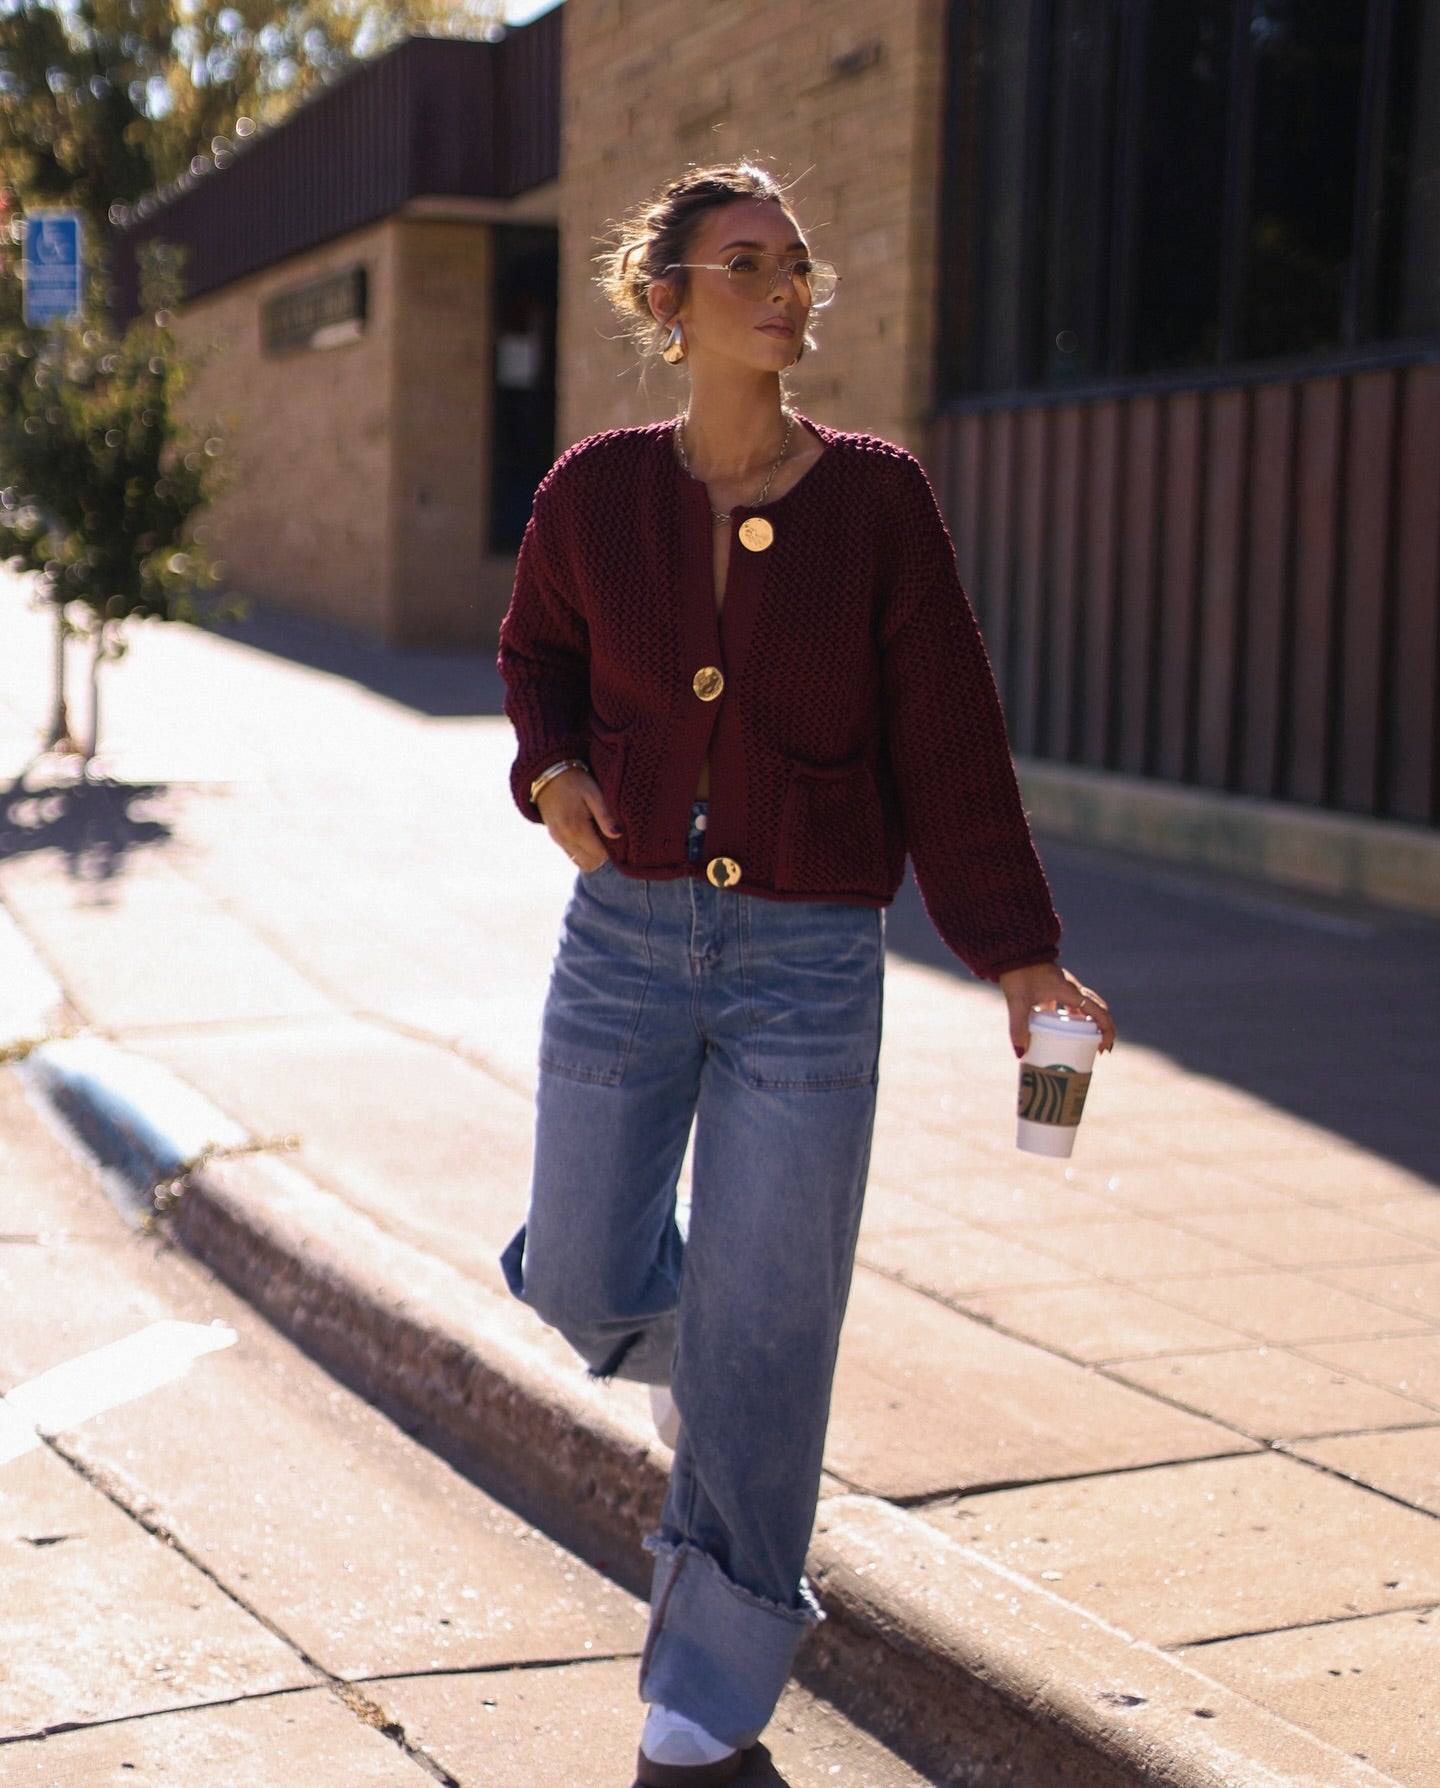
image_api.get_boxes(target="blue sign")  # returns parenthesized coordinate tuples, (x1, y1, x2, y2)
(23, 211, 85, 326)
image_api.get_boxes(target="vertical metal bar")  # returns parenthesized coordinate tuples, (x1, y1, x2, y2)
(1107, 0, 1148, 376)
(1218, 0, 1258, 362)
(1346, 0, 1397, 346)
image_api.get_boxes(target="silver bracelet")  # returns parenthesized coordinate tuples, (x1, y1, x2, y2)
(528, 759, 588, 806)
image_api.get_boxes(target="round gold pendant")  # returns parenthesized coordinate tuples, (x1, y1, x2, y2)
(738, 516, 774, 553)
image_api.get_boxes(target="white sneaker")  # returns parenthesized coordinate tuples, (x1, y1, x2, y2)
(636, 1703, 741, 1785)
(650, 1383, 681, 1449)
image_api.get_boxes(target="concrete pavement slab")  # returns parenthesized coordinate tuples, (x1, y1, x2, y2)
(1240, 1150, 1440, 1206)
(0, 1689, 428, 1787)
(1363, 1195, 1440, 1248)
(1133, 1269, 1433, 1346)
(1318, 1260, 1440, 1324)
(0, 1445, 311, 1736)
(810, 1496, 1402, 1788)
(378, 1657, 937, 1788)
(1008, 1215, 1264, 1281)
(1110, 1346, 1437, 1441)
(0, 897, 68, 1050)
(1287, 1426, 1440, 1517)
(56, 1330, 645, 1683)
(827, 1270, 1249, 1500)
(856, 1213, 1092, 1297)
(1296, 1334, 1440, 1410)
(864, 1164, 1124, 1227)
(960, 1282, 1252, 1364)
(0, 1070, 120, 1238)
(130, 1017, 534, 1289)
(923, 1452, 1440, 1647)
(1179, 1608, 1439, 1786)
(1088, 1162, 1310, 1217)
(1175, 1204, 1437, 1270)
(0, 851, 337, 1031)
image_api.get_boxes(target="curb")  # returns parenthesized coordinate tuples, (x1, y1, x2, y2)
(1017, 759, 1440, 920)
(20, 1038, 1404, 1788)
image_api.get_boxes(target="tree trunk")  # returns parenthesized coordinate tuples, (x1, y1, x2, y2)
(44, 600, 75, 753)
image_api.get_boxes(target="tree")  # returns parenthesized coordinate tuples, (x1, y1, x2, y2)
(0, 241, 226, 756)
(0, 0, 504, 757)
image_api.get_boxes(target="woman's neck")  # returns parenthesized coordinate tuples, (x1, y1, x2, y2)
(679, 365, 790, 481)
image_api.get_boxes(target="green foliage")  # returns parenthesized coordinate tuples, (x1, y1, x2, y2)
(0, 239, 225, 626)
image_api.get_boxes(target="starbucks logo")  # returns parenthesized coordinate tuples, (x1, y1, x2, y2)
(1019, 1062, 1091, 1127)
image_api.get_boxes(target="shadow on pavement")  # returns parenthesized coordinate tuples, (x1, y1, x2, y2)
(211, 604, 507, 718)
(0, 770, 172, 881)
(886, 837, 1440, 1185)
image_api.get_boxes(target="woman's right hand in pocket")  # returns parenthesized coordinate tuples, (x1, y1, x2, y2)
(536, 768, 622, 872)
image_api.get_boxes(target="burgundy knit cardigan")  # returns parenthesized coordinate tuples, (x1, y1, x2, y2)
(498, 416, 1060, 982)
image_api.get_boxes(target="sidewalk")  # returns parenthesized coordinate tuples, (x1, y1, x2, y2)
(0, 1067, 924, 1786)
(3, 579, 1438, 1786)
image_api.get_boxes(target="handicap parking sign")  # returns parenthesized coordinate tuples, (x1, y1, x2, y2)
(23, 210, 85, 325)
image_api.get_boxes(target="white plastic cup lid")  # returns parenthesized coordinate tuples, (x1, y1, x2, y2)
(1027, 1009, 1102, 1040)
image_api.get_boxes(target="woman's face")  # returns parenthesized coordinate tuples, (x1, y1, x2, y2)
(653, 198, 811, 371)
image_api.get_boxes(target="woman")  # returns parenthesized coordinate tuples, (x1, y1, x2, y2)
(499, 163, 1114, 1787)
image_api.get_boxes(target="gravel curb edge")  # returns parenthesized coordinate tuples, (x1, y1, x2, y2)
(17, 1036, 1404, 1788)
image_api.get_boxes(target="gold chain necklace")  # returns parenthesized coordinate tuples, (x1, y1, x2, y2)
(674, 412, 796, 526)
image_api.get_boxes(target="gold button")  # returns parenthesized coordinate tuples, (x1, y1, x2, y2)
(706, 856, 742, 889)
(692, 666, 724, 702)
(738, 516, 774, 552)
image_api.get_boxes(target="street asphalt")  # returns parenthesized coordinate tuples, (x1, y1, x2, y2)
(1, 576, 1437, 1786)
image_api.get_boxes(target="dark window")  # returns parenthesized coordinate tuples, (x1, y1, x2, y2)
(941, 0, 1440, 395)
(1129, 1, 1233, 373)
(489, 227, 557, 554)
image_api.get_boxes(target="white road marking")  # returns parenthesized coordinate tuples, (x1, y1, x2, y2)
(0, 1319, 237, 1466)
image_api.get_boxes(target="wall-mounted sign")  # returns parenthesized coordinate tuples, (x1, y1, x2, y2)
(23, 210, 85, 325)
(261, 266, 367, 354)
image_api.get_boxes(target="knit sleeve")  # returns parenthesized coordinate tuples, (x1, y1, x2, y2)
(879, 456, 1061, 980)
(497, 479, 593, 822)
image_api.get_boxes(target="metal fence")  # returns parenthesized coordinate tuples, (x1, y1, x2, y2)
(931, 353, 1440, 826)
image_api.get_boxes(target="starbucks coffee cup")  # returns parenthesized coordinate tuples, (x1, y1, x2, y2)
(1017, 1009, 1102, 1158)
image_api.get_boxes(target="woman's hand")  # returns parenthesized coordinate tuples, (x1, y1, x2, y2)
(536, 767, 622, 872)
(997, 962, 1116, 1059)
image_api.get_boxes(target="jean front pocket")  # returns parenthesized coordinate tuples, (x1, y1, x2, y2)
(539, 870, 652, 1085)
(741, 900, 883, 1091)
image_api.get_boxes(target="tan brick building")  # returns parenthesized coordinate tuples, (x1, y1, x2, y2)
(119, 27, 563, 648)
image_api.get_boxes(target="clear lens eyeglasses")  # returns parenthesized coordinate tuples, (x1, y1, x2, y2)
(663, 254, 840, 308)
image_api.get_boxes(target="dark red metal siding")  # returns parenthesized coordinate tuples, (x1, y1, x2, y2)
(1080, 402, 1120, 768)
(1115, 395, 1161, 777)
(1045, 404, 1083, 759)
(1336, 371, 1397, 814)
(1391, 368, 1440, 822)
(116, 19, 560, 310)
(1195, 389, 1247, 791)
(1240, 381, 1294, 798)
(933, 354, 1440, 828)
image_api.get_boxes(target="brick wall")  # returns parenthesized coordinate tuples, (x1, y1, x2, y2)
(557, 0, 948, 456)
(177, 220, 399, 637)
(178, 215, 505, 645)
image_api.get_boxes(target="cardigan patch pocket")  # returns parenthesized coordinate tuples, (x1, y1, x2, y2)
(774, 756, 888, 899)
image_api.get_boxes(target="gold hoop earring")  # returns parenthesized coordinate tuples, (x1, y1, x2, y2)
(661, 320, 687, 365)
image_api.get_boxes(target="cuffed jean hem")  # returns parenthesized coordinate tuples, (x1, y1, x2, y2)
(500, 1224, 678, 1385)
(639, 1537, 822, 1750)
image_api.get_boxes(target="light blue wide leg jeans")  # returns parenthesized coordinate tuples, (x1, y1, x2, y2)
(501, 861, 883, 1750)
